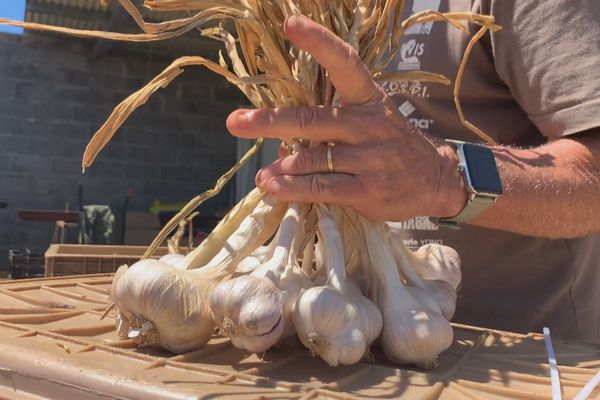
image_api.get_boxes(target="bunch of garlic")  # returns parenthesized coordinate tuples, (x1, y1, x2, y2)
(108, 188, 461, 368)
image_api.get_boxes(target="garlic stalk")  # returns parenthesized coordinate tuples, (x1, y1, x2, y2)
(362, 219, 453, 368)
(293, 205, 382, 366)
(179, 188, 265, 270)
(301, 234, 315, 278)
(210, 202, 307, 352)
(111, 196, 286, 353)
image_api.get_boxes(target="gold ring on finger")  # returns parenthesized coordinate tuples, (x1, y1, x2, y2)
(326, 143, 335, 173)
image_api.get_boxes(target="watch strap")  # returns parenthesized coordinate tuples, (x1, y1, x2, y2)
(437, 195, 496, 228)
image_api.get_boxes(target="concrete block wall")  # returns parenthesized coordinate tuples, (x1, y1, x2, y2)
(0, 31, 247, 270)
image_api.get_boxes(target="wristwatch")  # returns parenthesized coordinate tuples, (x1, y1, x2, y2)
(437, 140, 503, 228)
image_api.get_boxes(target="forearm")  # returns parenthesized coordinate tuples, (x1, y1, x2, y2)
(440, 132, 600, 238)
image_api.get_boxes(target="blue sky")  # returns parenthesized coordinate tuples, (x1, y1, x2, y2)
(0, 1, 25, 34)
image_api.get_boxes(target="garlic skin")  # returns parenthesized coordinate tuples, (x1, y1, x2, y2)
(235, 244, 275, 275)
(210, 274, 284, 352)
(405, 286, 442, 315)
(113, 259, 214, 353)
(413, 244, 462, 290)
(293, 286, 366, 366)
(415, 279, 457, 320)
(159, 253, 186, 268)
(380, 296, 453, 368)
(112, 265, 131, 339)
(278, 263, 313, 337)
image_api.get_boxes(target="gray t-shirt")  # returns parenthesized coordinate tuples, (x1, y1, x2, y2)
(385, 0, 600, 342)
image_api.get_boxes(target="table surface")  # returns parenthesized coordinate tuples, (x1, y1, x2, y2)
(0, 274, 597, 399)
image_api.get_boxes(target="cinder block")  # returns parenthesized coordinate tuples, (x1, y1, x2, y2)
(127, 128, 160, 146)
(72, 106, 109, 124)
(143, 146, 176, 164)
(126, 163, 160, 180)
(31, 102, 72, 122)
(1, 136, 35, 155)
(160, 165, 193, 182)
(51, 159, 82, 176)
(86, 160, 126, 178)
(49, 122, 91, 142)
(10, 155, 52, 174)
(0, 99, 29, 118)
(160, 131, 194, 148)
(12, 120, 50, 137)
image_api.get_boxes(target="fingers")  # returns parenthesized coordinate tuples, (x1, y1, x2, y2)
(284, 15, 383, 106)
(263, 173, 363, 207)
(256, 144, 356, 189)
(227, 106, 363, 143)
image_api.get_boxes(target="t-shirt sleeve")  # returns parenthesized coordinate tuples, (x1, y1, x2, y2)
(490, 0, 600, 138)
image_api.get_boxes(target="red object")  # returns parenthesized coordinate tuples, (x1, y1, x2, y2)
(17, 210, 80, 223)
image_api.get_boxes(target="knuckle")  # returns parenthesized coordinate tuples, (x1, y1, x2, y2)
(256, 108, 276, 129)
(294, 150, 315, 173)
(295, 106, 318, 133)
(341, 44, 362, 70)
(310, 175, 328, 198)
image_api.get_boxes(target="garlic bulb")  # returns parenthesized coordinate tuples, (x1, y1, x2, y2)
(293, 205, 381, 366)
(210, 274, 285, 352)
(294, 286, 366, 366)
(113, 259, 215, 353)
(389, 238, 457, 320)
(210, 202, 307, 352)
(386, 228, 462, 291)
(363, 220, 453, 368)
(412, 244, 462, 290)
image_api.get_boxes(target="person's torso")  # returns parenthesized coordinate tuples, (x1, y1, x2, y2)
(384, 0, 600, 342)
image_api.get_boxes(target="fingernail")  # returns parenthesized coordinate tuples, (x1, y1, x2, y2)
(235, 111, 254, 129)
(285, 14, 307, 34)
(255, 169, 264, 187)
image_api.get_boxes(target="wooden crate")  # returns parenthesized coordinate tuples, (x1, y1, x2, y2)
(44, 244, 170, 277)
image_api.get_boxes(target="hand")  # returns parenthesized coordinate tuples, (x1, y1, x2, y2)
(226, 15, 466, 222)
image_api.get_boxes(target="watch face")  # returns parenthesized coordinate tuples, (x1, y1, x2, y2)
(461, 143, 503, 195)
